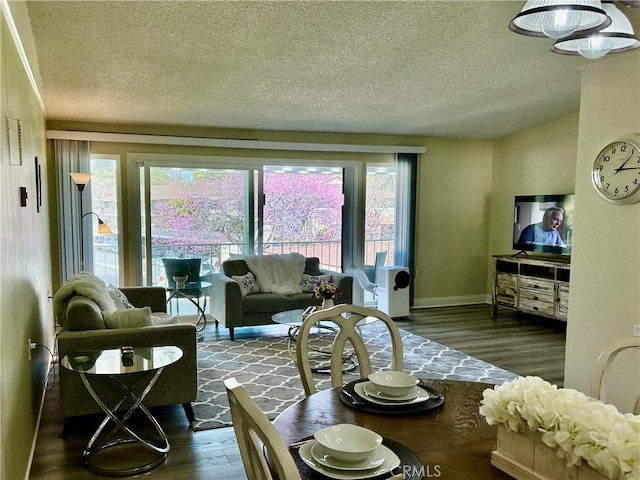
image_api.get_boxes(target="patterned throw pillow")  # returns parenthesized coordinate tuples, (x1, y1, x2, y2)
(232, 271, 260, 297)
(300, 273, 333, 293)
(107, 284, 134, 310)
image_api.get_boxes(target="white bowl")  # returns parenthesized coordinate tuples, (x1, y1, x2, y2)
(313, 424, 382, 463)
(368, 371, 419, 398)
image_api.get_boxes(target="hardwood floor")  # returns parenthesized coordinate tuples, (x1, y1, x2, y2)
(29, 304, 566, 479)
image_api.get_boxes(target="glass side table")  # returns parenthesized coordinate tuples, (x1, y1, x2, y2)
(60, 345, 183, 476)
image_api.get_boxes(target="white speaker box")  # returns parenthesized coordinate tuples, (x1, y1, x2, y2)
(377, 266, 411, 318)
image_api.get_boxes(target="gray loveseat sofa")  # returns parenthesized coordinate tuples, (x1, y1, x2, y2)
(210, 256, 352, 340)
(56, 285, 198, 428)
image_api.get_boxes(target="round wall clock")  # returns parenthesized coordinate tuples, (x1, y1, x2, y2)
(591, 134, 640, 205)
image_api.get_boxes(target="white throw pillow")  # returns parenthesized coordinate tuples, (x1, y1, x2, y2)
(103, 307, 152, 329)
(232, 272, 260, 297)
(300, 274, 333, 293)
(150, 313, 179, 326)
(107, 284, 134, 310)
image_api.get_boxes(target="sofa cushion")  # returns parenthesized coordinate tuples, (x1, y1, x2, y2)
(232, 271, 260, 296)
(242, 293, 293, 314)
(304, 257, 322, 276)
(222, 259, 250, 277)
(103, 307, 153, 329)
(300, 273, 333, 293)
(150, 312, 179, 326)
(290, 292, 322, 310)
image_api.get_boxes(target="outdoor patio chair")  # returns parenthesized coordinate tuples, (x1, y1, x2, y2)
(364, 251, 387, 283)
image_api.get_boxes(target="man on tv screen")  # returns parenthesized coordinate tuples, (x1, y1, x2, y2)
(517, 207, 566, 247)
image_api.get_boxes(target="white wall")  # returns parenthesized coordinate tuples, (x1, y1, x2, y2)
(565, 50, 640, 413)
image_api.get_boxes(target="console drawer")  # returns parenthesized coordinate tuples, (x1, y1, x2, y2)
(518, 297, 555, 316)
(519, 277, 554, 294)
(519, 288, 555, 304)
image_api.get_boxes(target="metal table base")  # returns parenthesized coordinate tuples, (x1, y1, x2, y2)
(79, 368, 170, 476)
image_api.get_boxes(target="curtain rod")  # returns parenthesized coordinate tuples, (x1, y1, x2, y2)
(46, 130, 427, 154)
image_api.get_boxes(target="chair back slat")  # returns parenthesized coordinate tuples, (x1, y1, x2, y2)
(296, 304, 403, 396)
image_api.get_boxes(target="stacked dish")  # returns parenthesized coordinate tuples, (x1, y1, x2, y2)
(340, 373, 445, 415)
(353, 371, 428, 406)
(298, 424, 401, 479)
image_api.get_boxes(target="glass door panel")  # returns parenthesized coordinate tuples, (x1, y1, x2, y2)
(89, 156, 119, 284)
(262, 166, 344, 270)
(140, 166, 249, 287)
(363, 165, 395, 302)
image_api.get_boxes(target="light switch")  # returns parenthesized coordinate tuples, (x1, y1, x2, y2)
(20, 186, 28, 207)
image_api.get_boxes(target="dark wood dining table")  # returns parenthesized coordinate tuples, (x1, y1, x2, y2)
(273, 379, 513, 479)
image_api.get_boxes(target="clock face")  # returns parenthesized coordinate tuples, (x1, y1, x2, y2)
(591, 136, 640, 205)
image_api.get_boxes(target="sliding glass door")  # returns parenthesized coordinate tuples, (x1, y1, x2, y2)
(365, 165, 395, 269)
(128, 155, 407, 292)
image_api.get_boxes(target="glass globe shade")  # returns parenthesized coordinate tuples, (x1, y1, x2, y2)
(541, 9, 581, 38)
(577, 35, 613, 58)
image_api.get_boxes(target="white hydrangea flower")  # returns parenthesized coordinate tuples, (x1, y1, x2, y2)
(479, 376, 640, 480)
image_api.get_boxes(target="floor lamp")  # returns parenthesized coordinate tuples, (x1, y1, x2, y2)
(69, 173, 112, 272)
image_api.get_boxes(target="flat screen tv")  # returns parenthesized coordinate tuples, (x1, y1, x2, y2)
(512, 194, 574, 256)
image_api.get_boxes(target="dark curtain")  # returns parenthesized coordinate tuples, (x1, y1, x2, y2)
(395, 153, 418, 304)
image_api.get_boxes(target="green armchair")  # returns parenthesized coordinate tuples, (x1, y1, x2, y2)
(56, 286, 198, 429)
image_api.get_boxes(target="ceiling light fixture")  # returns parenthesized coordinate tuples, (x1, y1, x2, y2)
(551, 2, 640, 58)
(509, 0, 611, 39)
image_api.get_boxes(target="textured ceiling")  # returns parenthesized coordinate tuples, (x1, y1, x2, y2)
(24, 0, 601, 139)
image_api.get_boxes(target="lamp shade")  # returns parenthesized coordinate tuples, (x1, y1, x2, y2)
(509, 0, 611, 38)
(69, 172, 91, 185)
(551, 3, 640, 57)
(97, 218, 113, 235)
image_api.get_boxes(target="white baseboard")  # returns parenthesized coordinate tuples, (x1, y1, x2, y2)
(412, 294, 491, 309)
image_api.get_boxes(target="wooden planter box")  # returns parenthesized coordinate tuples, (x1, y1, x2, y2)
(491, 426, 607, 480)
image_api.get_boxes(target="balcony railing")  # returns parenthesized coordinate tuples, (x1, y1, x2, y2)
(93, 239, 393, 286)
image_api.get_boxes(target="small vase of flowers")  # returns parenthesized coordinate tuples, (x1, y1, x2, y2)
(312, 281, 340, 309)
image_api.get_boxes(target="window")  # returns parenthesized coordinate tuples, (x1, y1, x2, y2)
(127, 154, 409, 291)
(89, 156, 119, 284)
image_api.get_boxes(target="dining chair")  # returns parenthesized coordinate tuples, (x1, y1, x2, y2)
(224, 378, 302, 480)
(590, 336, 640, 414)
(296, 304, 403, 396)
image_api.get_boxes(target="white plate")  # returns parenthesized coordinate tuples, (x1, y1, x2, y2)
(310, 441, 386, 471)
(355, 382, 431, 406)
(299, 441, 400, 480)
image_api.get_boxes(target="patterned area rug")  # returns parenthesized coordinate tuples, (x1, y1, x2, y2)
(191, 324, 518, 431)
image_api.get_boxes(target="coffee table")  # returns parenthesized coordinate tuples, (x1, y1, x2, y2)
(272, 308, 377, 372)
(61, 345, 183, 476)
